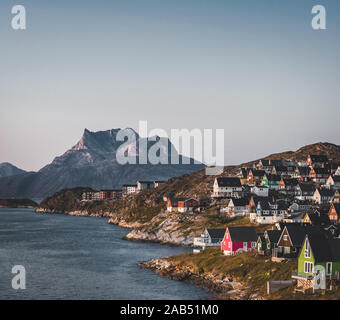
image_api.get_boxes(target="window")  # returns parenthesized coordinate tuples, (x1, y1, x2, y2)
(304, 239, 311, 258)
(326, 262, 332, 276)
(304, 262, 314, 274)
(283, 235, 288, 241)
(252, 242, 256, 248)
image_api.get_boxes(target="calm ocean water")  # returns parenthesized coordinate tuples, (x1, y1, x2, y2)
(0, 208, 210, 300)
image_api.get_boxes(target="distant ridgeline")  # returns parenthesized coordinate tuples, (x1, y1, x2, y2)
(0, 198, 38, 208)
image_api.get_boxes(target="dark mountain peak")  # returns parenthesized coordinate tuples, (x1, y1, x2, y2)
(0, 162, 26, 178)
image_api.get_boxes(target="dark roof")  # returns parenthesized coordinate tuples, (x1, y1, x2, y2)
(313, 168, 330, 175)
(228, 226, 257, 242)
(283, 178, 299, 186)
(230, 198, 248, 207)
(297, 167, 311, 175)
(309, 154, 328, 163)
(284, 225, 324, 247)
(274, 166, 288, 172)
(270, 160, 283, 166)
(123, 184, 137, 187)
(298, 183, 315, 193)
(307, 212, 331, 226)
(318, 188, 335, 197)
(216, 177, 241, 187)
(307, 234, 340, 262)
(250, 170, 266, 177)
(207, 229, 226, 239)
(266, 174, 281, 182)
(331, 176, 340, 183)
(266, 230, 281, 243)
(259, 160, 270, 166)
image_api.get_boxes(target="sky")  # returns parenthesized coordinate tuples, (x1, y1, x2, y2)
(0, 0, 339, 171)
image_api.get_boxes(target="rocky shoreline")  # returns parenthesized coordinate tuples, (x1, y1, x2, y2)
(36, 207, 199, 246)
(139, 258, 264, 300)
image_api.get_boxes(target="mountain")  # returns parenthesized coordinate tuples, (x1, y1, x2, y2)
(0, 128, 204, 198)
(0, 162, 26, 178)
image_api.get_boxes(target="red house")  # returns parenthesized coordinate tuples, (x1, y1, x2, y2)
(221, 226, 258, 256)
(329, 203, 340, 224)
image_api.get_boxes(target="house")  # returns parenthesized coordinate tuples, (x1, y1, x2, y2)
(295, 183, 315, 201)
(122, 184, 138, 196)
(225, 198, 249, 216)
(306, 154, 328, 167)
(273, 224, 324, 261)
(154, 180, 165, 188)
(326, 175, 340, 189)
(302, 210, 331, 227)
(272, 166, 289, 176)
(309, 167, 329, 184)
(270, 160, 283, 167)
(335, 166, 340, 176)
(137, 181, 155, 192)
(99, 189, 122, 200)
(279, 178, 299, 194)
(312, 188, 335, 204)
(247, 169, 266, 183)
(221, 226, 257, 255)
(167, 198, 199, 213)
(255, 160, 273, 173)
(256, 229, 281, 255)
(82, 191, 100, 201)
(250, 186, 269, 197)
(329, 203, 340, 224)
(261, 174, 281, 190)
(193, 228, 226, 251)
(332, 190, 340, 204)
(293, 167, 311, 182)
(289, 201, 312, 213)
(293, 234, 340, 292)
(251, 200, 286, 225)
(212, 177, 243, 198)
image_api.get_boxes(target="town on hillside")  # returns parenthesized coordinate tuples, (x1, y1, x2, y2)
(81, 153, 340, 295)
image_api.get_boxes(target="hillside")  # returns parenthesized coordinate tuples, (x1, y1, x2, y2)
(0, 198, 38, 208)
(35, 141, 340, 244)
(0, 162, 26, 178)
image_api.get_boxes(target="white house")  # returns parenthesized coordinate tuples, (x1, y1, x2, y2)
(325, 175, 340, 189)
(212, 177, 243, 198)
(312, 188, 335, 204)
(335, 166, 340, 176)
(193, 228, 225, 252)
(251, 186, 269, 197)
(225, 198, 248, 216)
(137, 181, 155, 192)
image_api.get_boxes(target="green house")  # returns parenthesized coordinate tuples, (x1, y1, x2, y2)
(256, 230, 281, 255)
(261, 174, 280, 190)
(256, 235, 266, 253)
(296, 234, 340, 279)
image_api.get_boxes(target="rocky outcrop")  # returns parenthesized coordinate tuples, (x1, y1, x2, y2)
(123, 211, 203, 246)
(140, 258, 264, 300)
(0, 198, 38, 208)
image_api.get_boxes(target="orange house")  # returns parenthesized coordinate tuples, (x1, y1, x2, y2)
(329, 203, 340, 224)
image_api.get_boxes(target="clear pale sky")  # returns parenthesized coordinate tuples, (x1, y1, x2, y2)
(0, 0, 339, 171)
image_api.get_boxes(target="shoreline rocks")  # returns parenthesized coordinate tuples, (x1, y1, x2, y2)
(140, 258, 264, 300)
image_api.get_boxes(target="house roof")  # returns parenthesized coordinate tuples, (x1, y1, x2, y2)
(284, 224, 324, 247)
(250, 170, 266, 177)
(228, 226, 257, 242)
(270, 160, 283, 166)
(207, 229, 226, 239)
(265, 174, 281, 182)
(331, 203, 340, 215)
(313, 168, 330, 175)
(282, 178, 299, 186)
(216, 177, 242, 187)
(230, 198, 248, 207)
(309, 154, 328, 163)
(318, 188, 335, 197)
(306, 212, 330, 226)
(274, 166, 288, 172)
(307, 234, 340, 262)
(297, 167, 311, 175)
(265, 230, 282, 243)
(331, 176, 340, 183)
(298, 183, 315, 193)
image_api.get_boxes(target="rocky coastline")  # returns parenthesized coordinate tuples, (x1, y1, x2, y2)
(140, 258, 264, 300)
(0, 198, 38, 209)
